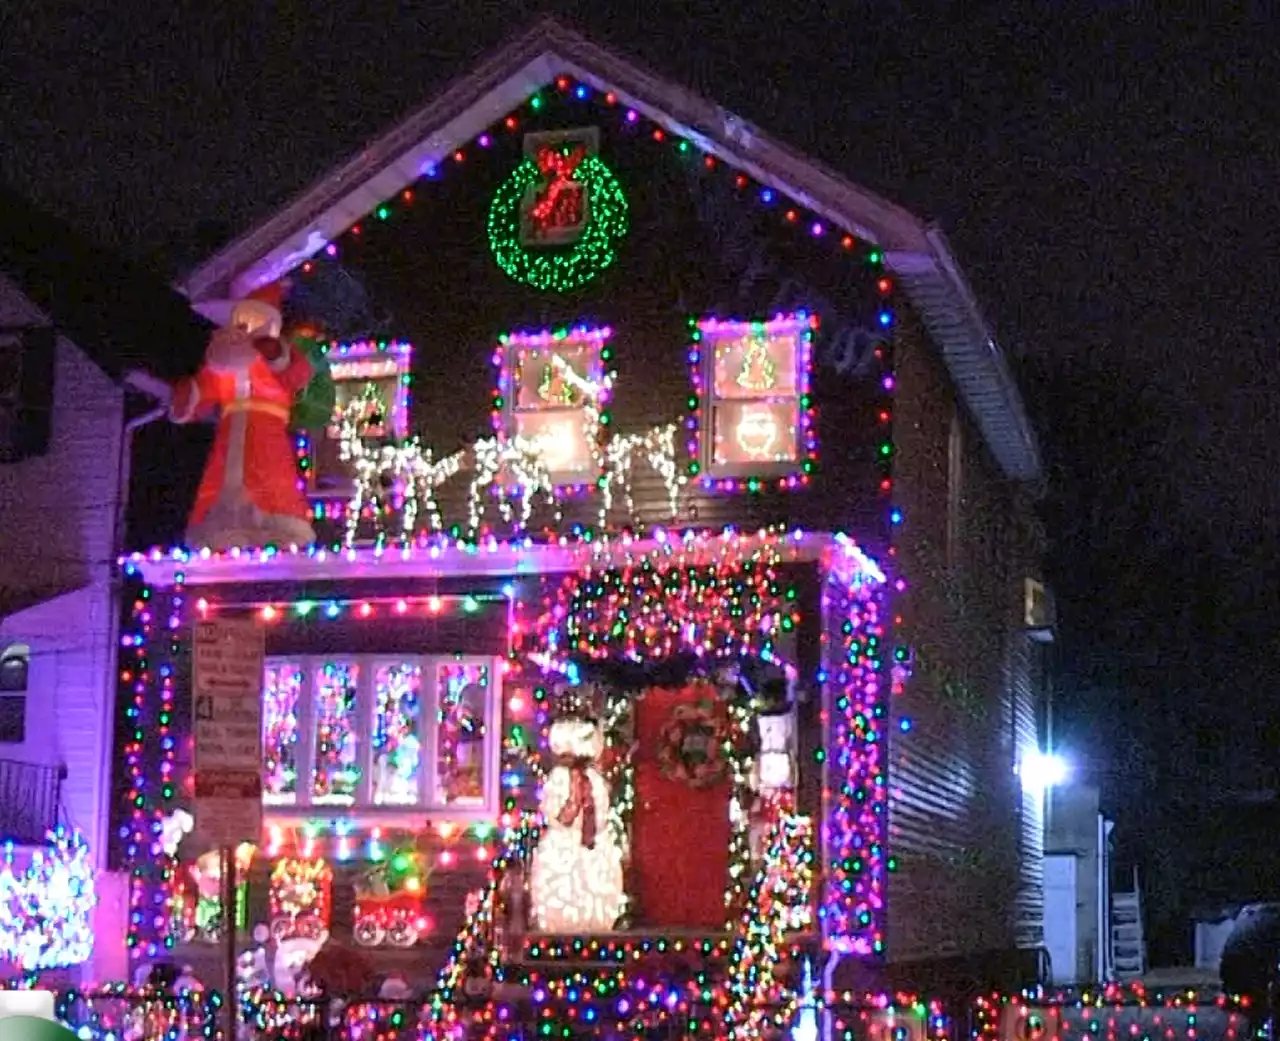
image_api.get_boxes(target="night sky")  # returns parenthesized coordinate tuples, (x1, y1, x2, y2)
(3, 1, 1277, 957)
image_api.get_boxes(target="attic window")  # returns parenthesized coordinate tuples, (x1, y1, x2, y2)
(690, 313, 818, 487)
(495, 325, 612, 485)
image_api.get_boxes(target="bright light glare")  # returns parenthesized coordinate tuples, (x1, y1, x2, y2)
(1019, 751, 1069, 792)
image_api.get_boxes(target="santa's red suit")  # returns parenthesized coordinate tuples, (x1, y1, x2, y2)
(171, 284, 315, 550)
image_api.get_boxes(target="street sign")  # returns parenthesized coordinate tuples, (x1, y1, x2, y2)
(193, 617, 265, 847)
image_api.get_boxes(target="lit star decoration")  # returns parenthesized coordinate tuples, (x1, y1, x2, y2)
(820, 536, 890, 956)
(488, 148, 628, 293)
(0, 828, 96, 970)
(688, 313, 819, 492)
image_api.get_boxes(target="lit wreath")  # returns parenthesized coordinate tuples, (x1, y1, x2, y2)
(487, 153, 629, 293)
(657, 702, 727, 788)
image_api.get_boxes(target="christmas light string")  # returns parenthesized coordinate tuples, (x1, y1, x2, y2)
(0, 828, 97, 970)
(294, 76, 889, 299)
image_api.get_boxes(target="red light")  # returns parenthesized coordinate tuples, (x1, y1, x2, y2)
(351, 225, 361, 235)
(652, 129, 665, 142)
(428, 596, 443, 613)
(605, 92, 617, 105)
(402, 189, 414, 202)
(878, 277, 892, 294)
(359, 602, 373, 618)
(841, 235, 855, 249)
(785, 209, 798, 222)
(453, 150, 465, 163)
(735, 174, 748, 188)
(556, 77, 569, 90)
(703, 155, 716, 169)
(396, 599, 408, 614)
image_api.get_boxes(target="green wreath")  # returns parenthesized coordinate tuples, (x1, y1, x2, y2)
(657, 702, 727, 789)
(487, 152, 628, 293)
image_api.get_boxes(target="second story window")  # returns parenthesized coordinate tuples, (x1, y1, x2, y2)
(262, 653, 499, 816)
(495, 324, 612, 486)
(689, 312, 817, 488)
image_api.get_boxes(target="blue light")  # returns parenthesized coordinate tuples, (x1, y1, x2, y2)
(879, 311, 893, 326)
(761, 188, 775, 204)
(889, 508, 903, 525)
(899, 718, 912, 732)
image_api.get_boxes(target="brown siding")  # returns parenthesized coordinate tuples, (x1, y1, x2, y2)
(886, 305, 1044, 961)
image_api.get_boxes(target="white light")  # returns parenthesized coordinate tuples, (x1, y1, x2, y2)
(1019, 751, 1069, 792)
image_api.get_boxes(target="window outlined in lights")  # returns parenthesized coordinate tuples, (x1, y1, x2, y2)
(493, 325, 612, 487)
(688, 313, 817, 489)
(261, 654, 501, 819)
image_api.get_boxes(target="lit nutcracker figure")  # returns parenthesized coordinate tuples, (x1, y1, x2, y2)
(528, 685, 626, 933)
(167, 282, 316, 550)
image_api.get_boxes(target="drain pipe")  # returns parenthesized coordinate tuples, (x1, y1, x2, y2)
(821, 950, 841, 1041)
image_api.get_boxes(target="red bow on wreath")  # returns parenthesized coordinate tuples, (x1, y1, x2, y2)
(555, 755, 598, 849)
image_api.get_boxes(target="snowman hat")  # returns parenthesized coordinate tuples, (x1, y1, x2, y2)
(230, 281, 287, 335)
(551, 682, 602, 722)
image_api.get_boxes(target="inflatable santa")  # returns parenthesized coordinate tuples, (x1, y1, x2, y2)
(169, 282, 316, 550)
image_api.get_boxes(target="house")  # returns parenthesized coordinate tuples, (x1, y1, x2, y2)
(0, 191, 209, 981)
(117, 17, 1050, 1016)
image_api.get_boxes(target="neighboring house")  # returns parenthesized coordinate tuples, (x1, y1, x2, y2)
(120, 18, 1052, 1002)
(0, 193, 209, 978)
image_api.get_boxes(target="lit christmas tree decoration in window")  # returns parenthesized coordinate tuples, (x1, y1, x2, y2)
(0, 828, 96, 971)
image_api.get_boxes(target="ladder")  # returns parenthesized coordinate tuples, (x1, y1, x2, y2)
(1111, 866, 1146, 979)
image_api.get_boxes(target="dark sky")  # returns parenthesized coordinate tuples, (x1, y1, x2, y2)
(3, 0, 1278, 948)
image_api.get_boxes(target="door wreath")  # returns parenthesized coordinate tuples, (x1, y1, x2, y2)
(657, 702, 727, 788)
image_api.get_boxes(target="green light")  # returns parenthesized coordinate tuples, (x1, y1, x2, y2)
(487, 153, 629, 293)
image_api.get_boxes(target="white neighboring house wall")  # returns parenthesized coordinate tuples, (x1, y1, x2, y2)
(0, 271, 124, 875)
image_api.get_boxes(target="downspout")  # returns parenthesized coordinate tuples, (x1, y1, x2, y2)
(820, 950, 841, 1041)
(89, 388, 166, 987)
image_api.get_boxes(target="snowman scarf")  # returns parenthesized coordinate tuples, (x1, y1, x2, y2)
(555, 755, 598, 849)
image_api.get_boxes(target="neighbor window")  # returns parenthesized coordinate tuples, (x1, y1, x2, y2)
(0, 644, 29, 744)
(0, 327, 55, 463)
(261, 654, 499, 815)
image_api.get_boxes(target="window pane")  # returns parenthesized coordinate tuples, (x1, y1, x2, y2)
(514, 409, 593, 476)
(263, 663, 303, 804)
(711, 330, 798, 400)
(313, 661, 360, 804)
(712, 400, 798, 466)
(435, 662, 490, 806)
(372, 663, 423, 805)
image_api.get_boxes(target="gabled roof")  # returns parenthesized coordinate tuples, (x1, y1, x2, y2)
(180, 17, 1040, 482)
(0, 186, 210, 383)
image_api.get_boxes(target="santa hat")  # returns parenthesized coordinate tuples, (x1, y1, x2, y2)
(230, 280, 287, 336)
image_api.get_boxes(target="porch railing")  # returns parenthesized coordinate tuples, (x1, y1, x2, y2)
(0, 758, 63, 844)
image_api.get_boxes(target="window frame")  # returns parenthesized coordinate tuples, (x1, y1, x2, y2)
(260, 652, 503, 822)
(495, 326, 612, 489)
(692, 313, 817, 484)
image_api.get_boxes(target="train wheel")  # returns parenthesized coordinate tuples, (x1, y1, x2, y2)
(354, 917, 386, 947)
(386, 918, 416, 948)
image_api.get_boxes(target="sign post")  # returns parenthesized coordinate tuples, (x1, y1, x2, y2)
(193, 617, 264, 1041)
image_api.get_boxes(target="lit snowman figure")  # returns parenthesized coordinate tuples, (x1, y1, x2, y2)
(528, 687, 626, 934)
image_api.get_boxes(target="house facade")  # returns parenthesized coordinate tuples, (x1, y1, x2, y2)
(118, 18, 1049, 1015)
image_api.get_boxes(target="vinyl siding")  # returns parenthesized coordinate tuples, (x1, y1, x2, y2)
(0, 273, 124, 867)
(886, 305, 1043, 961)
